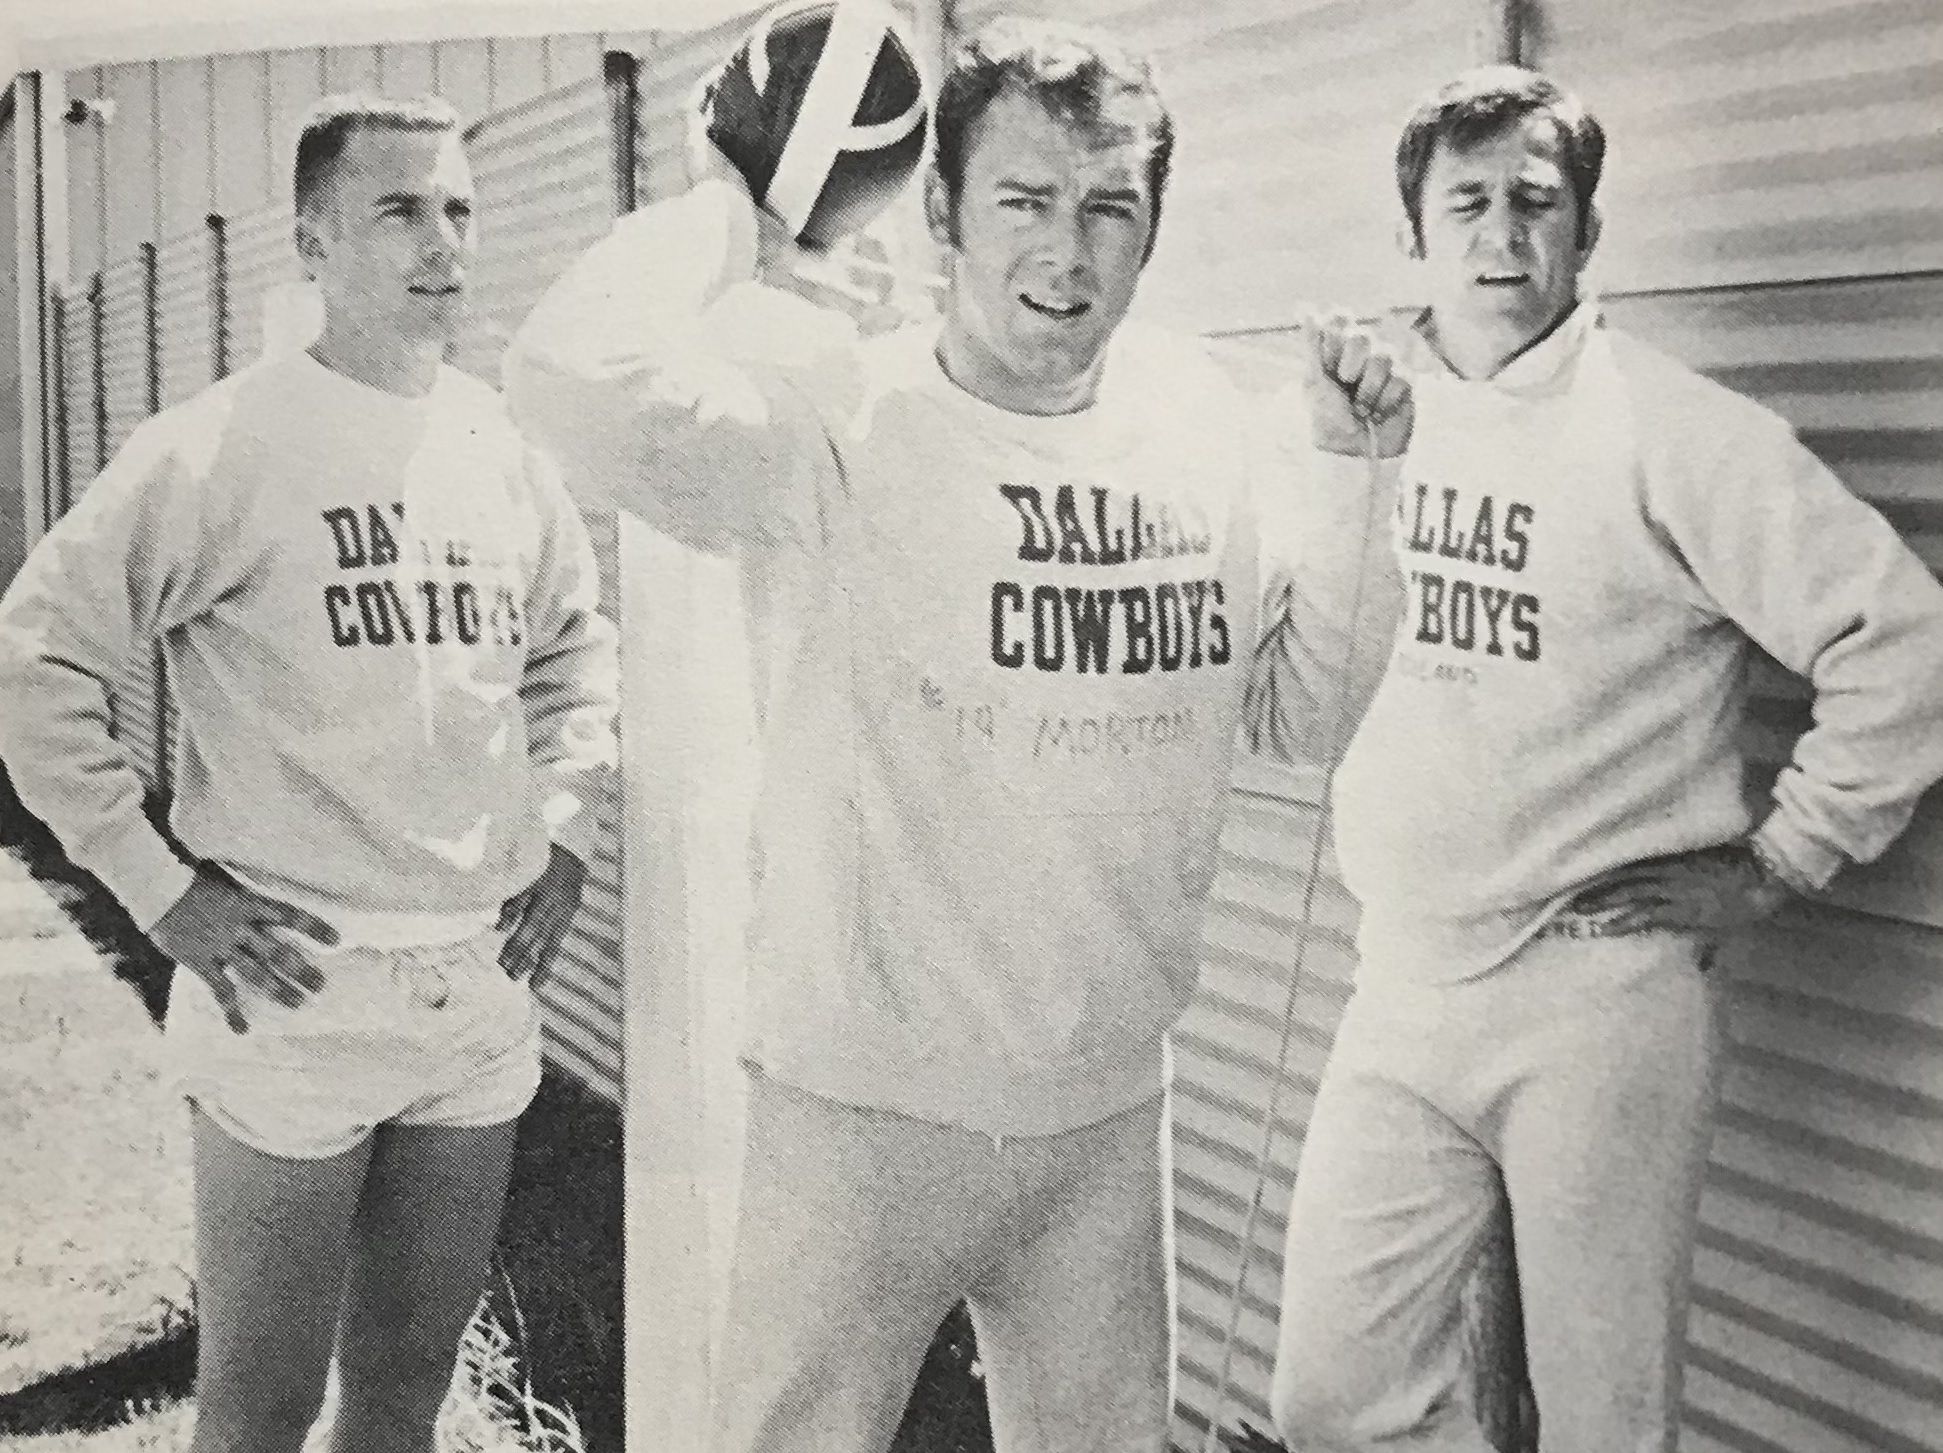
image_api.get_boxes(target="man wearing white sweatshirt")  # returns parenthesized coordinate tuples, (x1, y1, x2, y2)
(0, 96, 617, 1453)
(506, 15, 1406, 1453)
(1270, 66, 1943, 1453)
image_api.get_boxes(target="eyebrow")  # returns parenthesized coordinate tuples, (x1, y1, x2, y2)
(993, 180, 1056, 197)
(1089, 187, 1144, 207)
(371, 190, 474, 210)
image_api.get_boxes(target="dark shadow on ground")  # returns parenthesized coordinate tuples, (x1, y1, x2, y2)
(497, 1063, 625, 1453)
(0, 761, 175, 1024)
(0, 1319, 197, 1437)
(0, 761, 628, 1452)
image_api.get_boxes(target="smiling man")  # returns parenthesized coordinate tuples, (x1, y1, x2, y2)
(506, 13, 1405, 1453)
(0, 96, 617, 1453)
(1268, 66, 1943, 1453)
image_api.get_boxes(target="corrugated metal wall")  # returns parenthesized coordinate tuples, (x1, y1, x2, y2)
(58, 36, 628, 286)
(1544, 0, 1943, 295)
(456, 72, 627, 1104)
(947, 2, 1943, 1450)
(39, 35, 645, 1106)
(1171, 756, 1360, 1445)
(0, 99, 24, 592)
(1542, 4, 1943, 1449)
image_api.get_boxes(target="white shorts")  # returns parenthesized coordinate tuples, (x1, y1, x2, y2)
(164, 929, 542, 1160)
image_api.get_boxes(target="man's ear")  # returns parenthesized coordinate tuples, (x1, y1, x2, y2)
(294, 213, 328, 279)
(1395, 217, 1423, 261)
(1577, 200, 1603, 262)
(923, 168, 955, 250)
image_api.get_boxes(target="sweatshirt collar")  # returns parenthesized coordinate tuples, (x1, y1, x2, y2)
(1408, 296, 1602, 396)
(292, 346, 447, 417)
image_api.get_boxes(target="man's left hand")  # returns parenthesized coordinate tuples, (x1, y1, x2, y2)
(1308, 314, 1413, 458)
(498, 844, 588, 986)
(1564, 842, 1796, 937)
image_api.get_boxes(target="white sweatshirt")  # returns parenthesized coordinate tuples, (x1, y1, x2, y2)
(1333, 303, 1943, 979)
(0, 351, 619, 933)
(506, 181, 1359, 1134)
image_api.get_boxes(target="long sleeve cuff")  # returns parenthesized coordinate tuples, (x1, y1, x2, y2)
(1751, 810, 1846, 895)
(543, 769, 611, 868)
(94, 827, 198, 933)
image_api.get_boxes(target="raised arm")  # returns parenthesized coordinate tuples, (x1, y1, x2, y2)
(502, 177, 855, 555)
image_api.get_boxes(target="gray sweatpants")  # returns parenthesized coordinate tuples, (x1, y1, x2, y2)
(1271, 929, 1723, 1452)
(710, 1076, 1173, 1453)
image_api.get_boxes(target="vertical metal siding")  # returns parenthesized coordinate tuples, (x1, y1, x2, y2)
(93, 251, 164, 789)
(97, 256, 147, 463)
(220, 202, 296, 371)
(65, 37, 612, 283)
(630, 15, 757, 206)
(153, 225, 212, 409)
(0, 101, 24, 593)
(57, 281, 91, 515)
(149, 224, 214, 787)
(456, 74, 629, 1105)
(454, 75, 617, 380)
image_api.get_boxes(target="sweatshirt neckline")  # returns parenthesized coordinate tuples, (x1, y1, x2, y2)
(1413, 297, 1601, 396)
(913, 323, 1120, 438)
(292, 347, 448, 415)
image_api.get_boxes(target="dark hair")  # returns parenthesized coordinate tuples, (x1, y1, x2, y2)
(1395, 66, 1605, 249)
(933, 16, 1174, 263)
(293, 94, 461, 216)
(702, 4, 926, 217)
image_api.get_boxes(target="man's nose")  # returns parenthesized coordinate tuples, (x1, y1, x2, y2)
(425, 211, 465, 259)
(1034, 205, 1090, 278)
(1469, 202, 1525, 257)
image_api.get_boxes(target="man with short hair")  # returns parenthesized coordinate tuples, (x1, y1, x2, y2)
(506, 15, 1406, 1452)
(0, 94, 617, 1453)
(1270, 66, 1943, 1453)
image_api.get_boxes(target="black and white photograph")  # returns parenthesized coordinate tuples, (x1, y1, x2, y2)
(0, 1, 1939, 1452)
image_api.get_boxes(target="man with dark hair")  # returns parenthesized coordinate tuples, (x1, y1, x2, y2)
(929, 19, 1174, 263)
(0, 93, 617, 1453)
(1270, 65, 1943, 1453)
(507, 12, 1405, 1452)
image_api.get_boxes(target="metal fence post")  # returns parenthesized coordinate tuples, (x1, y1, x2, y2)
(208, 213, 230, 380)
(604, 51, 640, 219)
(138, 240, 170, 802)
(89, 272, 107, 472)
(140, 242, 160, 416)
(49, 286, 71, 520)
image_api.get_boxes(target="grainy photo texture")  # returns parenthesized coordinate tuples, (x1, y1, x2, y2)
(3, 3, 1941, 1453)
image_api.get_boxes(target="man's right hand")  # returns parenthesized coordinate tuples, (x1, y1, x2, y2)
(148, 868, 337, 1033)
